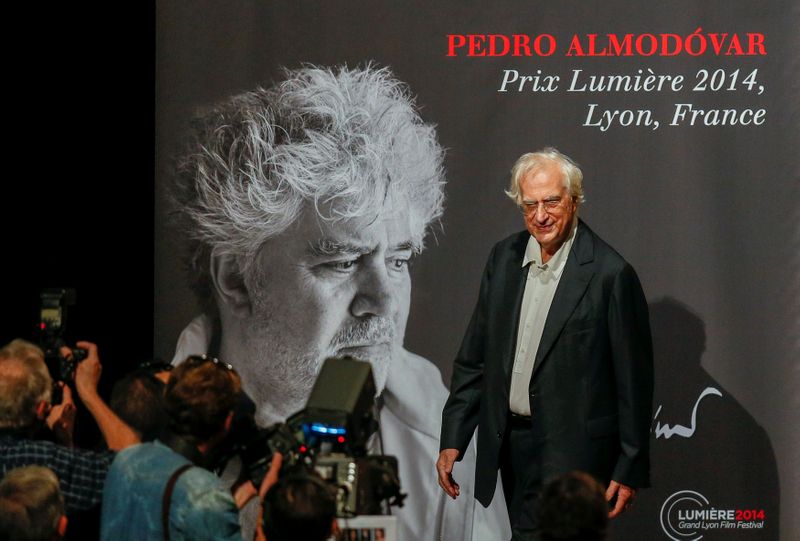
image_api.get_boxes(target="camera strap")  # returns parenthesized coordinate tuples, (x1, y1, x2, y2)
(159, 433, 204, 540)
(161, 464, 193, 541)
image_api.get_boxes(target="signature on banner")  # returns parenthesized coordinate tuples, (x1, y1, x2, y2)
(652, 387, 722, 439)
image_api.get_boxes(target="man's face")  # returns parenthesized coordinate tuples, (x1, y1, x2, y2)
(233, 202, 414, 425)
(520, 161, 577, 256)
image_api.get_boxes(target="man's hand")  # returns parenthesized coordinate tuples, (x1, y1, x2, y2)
(252, 453, 284, 541)
(46, 383, 76, 446)
(606, 480, 636, 518)
(61, 341, 139, 450)
(436, 448, 461, 499)
(233, 452, 283, 509)
(72, 341, 102, 400)
(257, 452, 283, 500)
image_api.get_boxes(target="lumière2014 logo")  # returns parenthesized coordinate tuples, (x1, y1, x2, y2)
(660, 490, 765, 540)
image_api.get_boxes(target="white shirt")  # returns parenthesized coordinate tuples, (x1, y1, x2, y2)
(172, 315, 511, 541)
(509, 225, 576, 415)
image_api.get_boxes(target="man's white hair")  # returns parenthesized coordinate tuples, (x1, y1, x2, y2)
(0, 340, 51, 429)
(172, 64, 445, 311)
(506, 147, 585, 206)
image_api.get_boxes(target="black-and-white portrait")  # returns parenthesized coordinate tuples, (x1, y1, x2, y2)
(167, 65, 509, 541)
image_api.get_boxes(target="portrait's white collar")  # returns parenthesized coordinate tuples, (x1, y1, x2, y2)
(172, 314, 442, 438)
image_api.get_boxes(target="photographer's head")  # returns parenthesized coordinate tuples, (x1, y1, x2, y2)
(172, 65, 445, 424)
(0, 465, 67, 541)
(262, 471, 338, 541)
(534, 471, 608, 541)
(1, 339, 46, 366)
(109, 364, 170, 441)
(0, 340, 51, 430)
(164, 355, 240, 447)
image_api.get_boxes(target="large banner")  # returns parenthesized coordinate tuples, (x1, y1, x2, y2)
(155, 2, 798, 539)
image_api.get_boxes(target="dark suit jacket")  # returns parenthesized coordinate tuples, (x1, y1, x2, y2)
(441, 220, 653, 506)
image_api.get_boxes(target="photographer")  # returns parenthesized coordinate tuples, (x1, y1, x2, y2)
(261, 471, 339, 541)
(109, 361, 171, 442)
(0, 339, 135, 513)
(533, 471, 609, 541)
(1, 339, 76, 446)
(0, 465, 68, 541)
(100, 356, 278, 541)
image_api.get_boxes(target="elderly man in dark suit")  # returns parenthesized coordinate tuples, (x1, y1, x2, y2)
(437, 148, 653, 540)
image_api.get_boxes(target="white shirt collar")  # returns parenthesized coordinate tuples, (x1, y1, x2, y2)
(172, 314, 442, 438)
(521, 219, 577, 278)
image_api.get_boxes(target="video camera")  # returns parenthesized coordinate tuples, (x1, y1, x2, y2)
(214, 357, 405, 517)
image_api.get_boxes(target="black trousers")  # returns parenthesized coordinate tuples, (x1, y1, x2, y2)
(500, 414, 543, 541)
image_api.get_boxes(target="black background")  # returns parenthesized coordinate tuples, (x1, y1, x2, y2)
(1, 4, 154, 389)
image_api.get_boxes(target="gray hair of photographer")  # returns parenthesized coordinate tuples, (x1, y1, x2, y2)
(0, 465, 68, 541)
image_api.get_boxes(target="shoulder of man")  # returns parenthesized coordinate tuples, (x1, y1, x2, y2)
(383, 349, 448, 438)
(575, 219, 634, 273)
(474, 230, 530, 275)
(393, 348, 446, 383)
(494, 230, 530, 253)
(1, 433, 114, 469)
(386, 349, 447, 401)
(171, 468, 240, 540)
(0, 435, 113, 514)
(111, 441, 179, 472)
(172, 314, 214, 365)
(175, 465, 231, 497)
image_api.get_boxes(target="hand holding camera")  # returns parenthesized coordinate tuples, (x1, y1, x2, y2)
(64, 341, 102, 400)
(46, 382, 76, 446)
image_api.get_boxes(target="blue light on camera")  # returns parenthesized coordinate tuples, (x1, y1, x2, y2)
(309, 423, 347, 435)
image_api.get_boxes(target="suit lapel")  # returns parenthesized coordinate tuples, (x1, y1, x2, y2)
(532, 221, 595, 377)
(499, 233, 530, 381)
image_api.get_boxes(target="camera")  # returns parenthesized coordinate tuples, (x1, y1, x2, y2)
(212, 396, 307, 485)
(314, 454, 403, 516)
(215, 357, 405, 517)
(38, 288, 87, 401)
